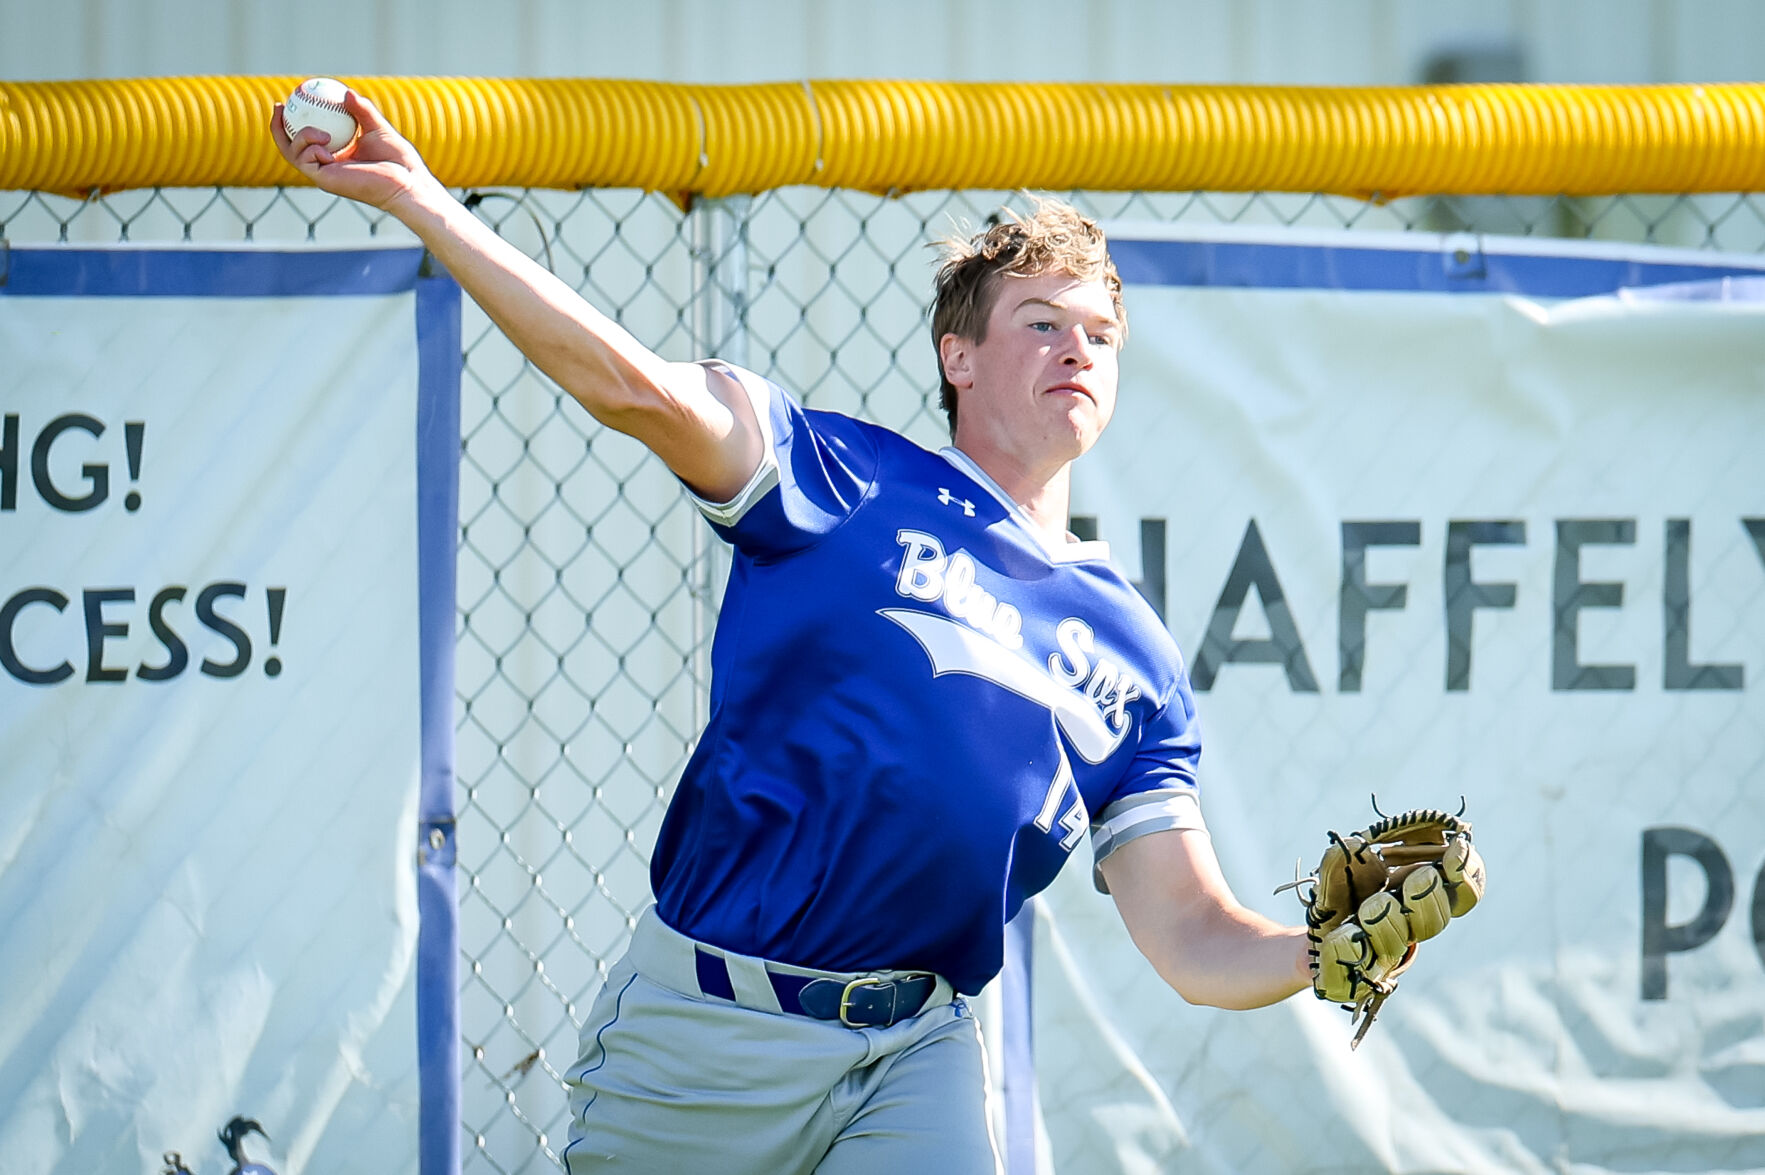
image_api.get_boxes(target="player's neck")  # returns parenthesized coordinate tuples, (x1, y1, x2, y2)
(957, 444, 1076, 546)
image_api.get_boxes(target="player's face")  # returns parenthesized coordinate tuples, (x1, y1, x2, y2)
(942, 270, 1122, 472)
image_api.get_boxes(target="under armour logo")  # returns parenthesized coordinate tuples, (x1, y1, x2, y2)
(937, 488, 975, 516)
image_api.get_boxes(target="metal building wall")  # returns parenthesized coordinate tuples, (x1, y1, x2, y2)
(3, 0, 1765, 87)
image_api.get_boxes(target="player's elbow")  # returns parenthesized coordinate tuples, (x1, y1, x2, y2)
(1119, 907, 1240, 1008)
(1158, 962, 1261, 1011)
(1131, 911, 1307, 1011)
(1127, 927, 1242, 1009)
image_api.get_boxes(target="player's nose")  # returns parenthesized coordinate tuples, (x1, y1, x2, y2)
(1057, 324, 1092, 366)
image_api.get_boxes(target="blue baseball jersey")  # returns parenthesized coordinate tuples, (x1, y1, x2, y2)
(651, 363, 1206, 995)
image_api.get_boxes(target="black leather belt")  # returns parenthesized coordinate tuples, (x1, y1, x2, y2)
(693, 946, 939, 1028)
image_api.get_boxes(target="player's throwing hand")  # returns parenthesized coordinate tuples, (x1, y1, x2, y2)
(270, 87, 437, 214)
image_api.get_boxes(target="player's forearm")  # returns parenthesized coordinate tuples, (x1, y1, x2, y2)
(1133, 901, 1311, 1010)
(386, 179, 681, 431)
(1104, 829, 1312, 1010)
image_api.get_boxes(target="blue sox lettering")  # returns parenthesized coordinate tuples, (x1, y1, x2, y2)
(886, 529, 1144, 763)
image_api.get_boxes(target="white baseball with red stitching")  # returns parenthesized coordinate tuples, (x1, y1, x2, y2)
(283, 77, 358, 153)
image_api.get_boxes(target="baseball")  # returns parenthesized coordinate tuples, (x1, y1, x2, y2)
(283, 77, 358, 154)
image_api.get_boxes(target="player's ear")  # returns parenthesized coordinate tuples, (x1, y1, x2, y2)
(938, 333, 976, 390)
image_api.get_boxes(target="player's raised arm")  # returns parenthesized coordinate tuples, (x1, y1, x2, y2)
(269, 84, 763, 503)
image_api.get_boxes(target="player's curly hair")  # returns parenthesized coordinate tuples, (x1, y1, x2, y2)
(929, 196, 1126, 436)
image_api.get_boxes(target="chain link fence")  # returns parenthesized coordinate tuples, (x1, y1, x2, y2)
(4, 183, 1763, 1172)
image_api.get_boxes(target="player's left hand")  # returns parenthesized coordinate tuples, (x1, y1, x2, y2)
(1275, 800, 1486, 1047)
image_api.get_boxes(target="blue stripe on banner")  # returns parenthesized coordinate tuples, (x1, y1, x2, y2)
(414, 262, 464, 1175)
(1000, 905, 1038, 1175)
(0, 245, 425, 298)
(1616, 273, 1765, 303)
(1109, 237, 1765, 298)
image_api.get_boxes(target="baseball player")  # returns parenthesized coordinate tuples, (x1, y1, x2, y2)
(275, 92, 1315, 1172)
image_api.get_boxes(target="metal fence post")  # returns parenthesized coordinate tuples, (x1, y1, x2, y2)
(687, 195, 750, 728)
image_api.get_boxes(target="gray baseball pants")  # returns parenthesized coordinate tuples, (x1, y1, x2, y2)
(561, 907, 1003, 1173)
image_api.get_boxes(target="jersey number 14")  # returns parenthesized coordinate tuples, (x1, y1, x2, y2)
(1033, 746, 1087, 852)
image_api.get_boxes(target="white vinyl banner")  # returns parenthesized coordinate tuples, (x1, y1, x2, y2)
(0, 248, 458, 1174)
(1044, 229, 1765, 1175)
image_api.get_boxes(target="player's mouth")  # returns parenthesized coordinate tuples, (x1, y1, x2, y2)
(1043, 382, 1096, 405)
